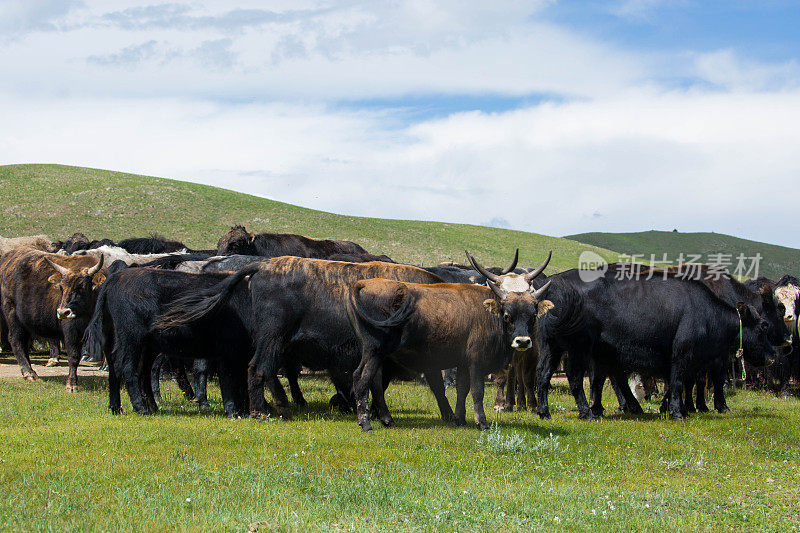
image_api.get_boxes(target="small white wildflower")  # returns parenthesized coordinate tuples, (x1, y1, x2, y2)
(185, 498, 191, 503)
(553, 517, 561, 524)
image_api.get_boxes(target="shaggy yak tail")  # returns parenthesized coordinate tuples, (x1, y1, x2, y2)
(82, 283, 109, 363)
(347, 281, 416, 332)
(155, 263, 260, 330)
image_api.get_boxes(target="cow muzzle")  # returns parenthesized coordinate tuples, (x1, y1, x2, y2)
(511, 336, 532, 351)
(57, 308, 75, 320)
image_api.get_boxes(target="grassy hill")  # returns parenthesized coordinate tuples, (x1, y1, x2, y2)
(0, 164, 617, 272)
(565, 230, 800, 280)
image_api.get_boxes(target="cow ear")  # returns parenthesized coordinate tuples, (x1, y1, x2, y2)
(483, 298, 501, 316)
(92, 274, 106, 287)
(537, 299, 554, 317)
(47, 274, 61, 285)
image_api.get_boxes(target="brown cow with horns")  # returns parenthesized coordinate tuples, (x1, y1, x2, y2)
(0, 249, 106, 390)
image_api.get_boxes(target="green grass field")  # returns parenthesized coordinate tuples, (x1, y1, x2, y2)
(1, 368, 798, 532)
(0, 164, 617, 272)
(566, 230, 800, 280)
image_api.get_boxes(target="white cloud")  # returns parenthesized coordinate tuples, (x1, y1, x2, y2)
(1, 1, 800, 248)
(3, 89, 800, 246)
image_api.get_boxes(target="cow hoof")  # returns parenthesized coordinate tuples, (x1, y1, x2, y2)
(65, 384, 78, 393)
(579, 412, 597, 421)
(716, 406, 730, 414)
(538, 411, 551, 420)
(198, 402, 212, 412)
(46, 358, 59, 367)
(493, 405, 506, 413)
(23, 372, 38, 381)
(454, 418, 467, 427)
(380, 418, 396, 428)
(669, 412, 685, 421)
(110, 406, 123, 415)
(295, 399, 308, 408)
(477, 422, 491, 431)
(250, 411, 270, 421)
(277, 408, 292, 420)
(697, 405, 710, 413)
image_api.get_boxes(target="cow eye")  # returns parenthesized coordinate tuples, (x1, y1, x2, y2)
(503, 312, 511, 322)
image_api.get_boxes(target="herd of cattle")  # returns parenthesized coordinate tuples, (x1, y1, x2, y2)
(0, 227, 798, 431)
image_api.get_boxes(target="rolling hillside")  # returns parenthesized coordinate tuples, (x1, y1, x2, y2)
(565, 230, 800, 279)
(0, 164, 617, 272)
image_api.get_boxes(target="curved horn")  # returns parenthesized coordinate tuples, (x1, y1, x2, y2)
(486, 278, 507, 300)
(45, 258, 70, 277)
(87, 254, 104, 276)
(531, 280, 552, 300)
(465, 250, 499, 282)
(500, 248, 519, 275)
(525, 250, 552, 282)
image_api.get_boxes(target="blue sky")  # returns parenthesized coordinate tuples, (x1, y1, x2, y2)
(2, 1, 800, 248)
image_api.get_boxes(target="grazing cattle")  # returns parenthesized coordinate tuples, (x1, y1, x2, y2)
(743, 275, 798, 397)
(465, 250, 551, 414)
(346, 259, 551, 430)
(82, 267, 255, 416)
(523, 268, 779, 420)
(72, 245, 204, 266)
(0, 234, 52, 255)
(640, 265, 790, 413)
(51, 232, 114, 254)
(0, 249, 106, 390)
(581, 264, 790, 416)
(216, 224, 392, 262)
(156, 257, 455, 421)
(116, 234, 210, 254)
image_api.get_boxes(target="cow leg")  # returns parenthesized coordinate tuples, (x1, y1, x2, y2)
(106, 355, 123, 414)
(150, 354, 165, 404)
(565, 353, 595, 420)
(683, 371, 697, 413)
(668, 362, 686, 421)
(46, 341, 60, 367)
(493, 370, 510, 412)
(506, 363, 517, 410)
(192, 359, 211, 411)
(0, 312, 10, 353)
(248, 333, 291, 419)
(172, 358, 195, 402)
(62, 325, 83, 393)
(116, 346, 148, 415)
(3, 303, 36, 380)
(138, 351, 159, 414)
(469, 364, 490, 430)
(329, 371, 355, 413)
(515, 360, 527, 411)
(217, 361, 240, 418)
(424, 370, 455, 422)
(522, 352, 538, 411)
(694, 372, 710, 413)
(535, 343, 562, 420)
(369, 367, 395, 427)
(453, 366, 471, 426)
(284, 361, 307, 408)
(588, 364, 607, 417)
(711, 364, 730, 413)
(353, 354, 382, 431)
(611, 371, 644, 414)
